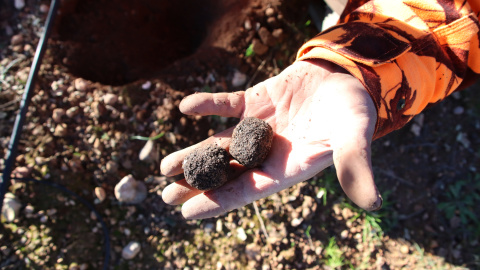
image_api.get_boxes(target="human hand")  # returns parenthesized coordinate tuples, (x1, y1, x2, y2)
(160, 59, 382, 219)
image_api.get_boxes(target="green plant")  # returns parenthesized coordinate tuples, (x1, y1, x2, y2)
(245, 43, 254, 57)
(129, 132, 165, 141)
(311, 170, 339, 206)
(437, 177, 480, 232)
(323, 237, 346, 269)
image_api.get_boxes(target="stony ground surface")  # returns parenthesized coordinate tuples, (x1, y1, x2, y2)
(1, 0, 479, 269)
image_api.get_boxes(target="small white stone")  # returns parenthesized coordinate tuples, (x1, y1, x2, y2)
(74, 78, 88, 92)
(2, 193, 21, 222)
(291, 217, 303, 227)
(231, 70, 247, 87)
(141, 81, 152, 90)
(103, 93, 118, 105)
(139, 140, 156, 162)
(236, 227, 247, 241)
(14, 0, 25, 10)
(94, 187, 106, 202)
(122, 241, 141, 260)
(39, 4, 49, 13)
(114, 175, 147, 204)
(453, 106, 464, 115)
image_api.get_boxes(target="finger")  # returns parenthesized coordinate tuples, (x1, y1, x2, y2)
(162, 179, 202, 205)
(161, 161, 247, 206)
(160, 127, 234, 176)
(179, 91, 245, 118)
(332, 112, 382, 211)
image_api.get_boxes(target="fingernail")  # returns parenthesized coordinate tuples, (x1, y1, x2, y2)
(370, 194, 383, 211)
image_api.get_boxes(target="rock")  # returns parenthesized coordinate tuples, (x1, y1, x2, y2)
(103, 93, 118, 105)
(453, 106, 464, 115)
(244, 19, 252, 30)
(302, 196, 317, 220)
(52, 108, 65, 123)
(231, 70, 247, 88)
(251, 38, 269, 56)
(114, 175, 147, 204)
(236, 227, 247, 241)
(139, 140, 156, 162)
(74, 78, 88, 91)
(39, 4, 49, 13)
(122, 241, 141, 260)
(279, 247, 296, 262)
(105, 160, 118, 174)
(258, 27, 276, 47)
(245, 243, 261, 260)
(291, 217, 303, 227)
(400, 245, 409, 254)
(14, 0, 25, 10)
(11, 166, 31, 178)
(95, 187, 106, 202)
(272, 29, 284, 41)
(142, 81, 152, 90)
(66, 106, 79, 118)
(54, 124, 68, 137)
(2, 193, 21, 222)
(10, 34, 23, 45)
(265, 7, 275, 17)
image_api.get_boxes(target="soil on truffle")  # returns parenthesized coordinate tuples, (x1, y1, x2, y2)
(183, 145, 230, 191)
(230, 117, 273, 168)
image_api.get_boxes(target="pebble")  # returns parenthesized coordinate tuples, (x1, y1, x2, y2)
(231, 70, 247, 87)
(142, 81, 152, 90)
(11, 34, 23, 46)
(139, 140, 156, 162)
(236, 227, 247, 241)
(244, 19, 252, 30)
(258, 27, 276, 47)
(114, 175, 147, 204)
(14, 0, 25, 10)
(251, 38, 269, 56)
(54, 123, 68, 137)
(265, 7, 275, 17)
(400, 245, 409, 254)
(74, 78, 88, 92)
(66, 106, 79, 118)
(2, 193, 21, 222)
(103, 93, 118, 105)
(122, 241, 141, 260)
(290, 217, 303, 227)
(453, 106, 464, 115)
(105, 160, 118, 174)
(94, 187, 106, 202)
(39, 4, 49, 13)
(52, 108, 65, 123)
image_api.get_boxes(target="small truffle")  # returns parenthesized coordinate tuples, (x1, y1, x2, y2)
(183, 145, 230, 191)
(230, 117, 273, 168)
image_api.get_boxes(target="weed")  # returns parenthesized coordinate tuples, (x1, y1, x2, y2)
(323, 237, 346, 269)
(437, 176, 480, 235)
(129, 132, 165, 141)
(245, 43, 254, 58)
(311, 169, 339, 206)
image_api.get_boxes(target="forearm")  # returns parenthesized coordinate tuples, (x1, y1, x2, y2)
(297, 0, 480, 139)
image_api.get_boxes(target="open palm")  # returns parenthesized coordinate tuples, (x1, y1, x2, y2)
(161, 60, 382, 219)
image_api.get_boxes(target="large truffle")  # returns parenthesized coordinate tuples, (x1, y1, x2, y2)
(230, 117, 273, 168)
(183, 145, 230, 191)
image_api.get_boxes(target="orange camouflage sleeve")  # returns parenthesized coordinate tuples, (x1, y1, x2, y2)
(297, 0, 480, 139)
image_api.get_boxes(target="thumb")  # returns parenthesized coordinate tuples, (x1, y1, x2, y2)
(331, 95, 382, 211)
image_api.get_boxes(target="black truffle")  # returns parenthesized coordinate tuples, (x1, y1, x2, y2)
(183, 144, 230, 191)
(230, 117, 273, 168)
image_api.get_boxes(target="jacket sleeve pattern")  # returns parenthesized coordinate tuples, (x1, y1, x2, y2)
(297, 0, 480, 139)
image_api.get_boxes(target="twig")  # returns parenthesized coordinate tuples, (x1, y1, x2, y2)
(246, 59, 267, 89)
(0, 98, 21, 110)
(376, 168, 415, 188)
(253, 201, 269, 240)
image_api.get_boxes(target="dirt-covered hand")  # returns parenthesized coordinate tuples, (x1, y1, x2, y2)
(160, 59, 382, 219)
